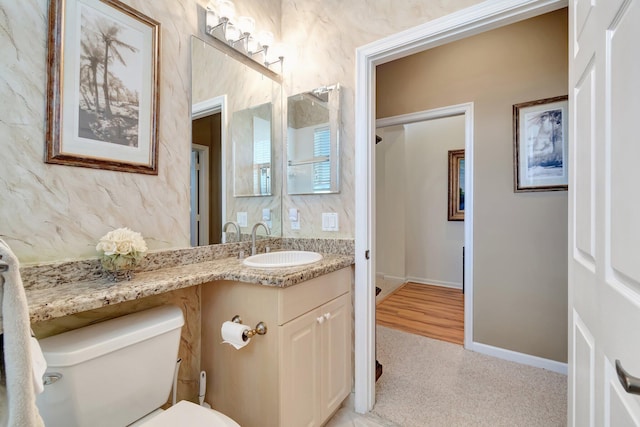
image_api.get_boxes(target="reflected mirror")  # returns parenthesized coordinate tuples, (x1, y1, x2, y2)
(191, 36, 282, 246)
(286, 84, 341, 195)
(232, 102, 273, 196)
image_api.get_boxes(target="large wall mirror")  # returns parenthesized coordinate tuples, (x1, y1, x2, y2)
(286, 84, 341, 195)
(191, 36, 282, 246)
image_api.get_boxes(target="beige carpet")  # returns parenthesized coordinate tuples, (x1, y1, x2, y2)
(372, 326, 567, 426)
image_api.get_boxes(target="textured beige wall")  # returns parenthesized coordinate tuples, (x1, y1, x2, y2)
(0, 0, 482, 263)
(279, 0, 483, 238)
(0, 0, 201, 263)
(377, 9, 569, 362)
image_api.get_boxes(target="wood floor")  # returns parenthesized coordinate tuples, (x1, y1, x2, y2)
(376, 282, 464, 345)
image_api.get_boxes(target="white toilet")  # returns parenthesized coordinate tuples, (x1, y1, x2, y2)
(35, 305, 239, 427)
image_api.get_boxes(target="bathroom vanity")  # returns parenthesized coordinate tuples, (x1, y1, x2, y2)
(201, 267, 352, 427)
(24, 243, 354, 424)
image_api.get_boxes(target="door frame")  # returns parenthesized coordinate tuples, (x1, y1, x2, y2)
(354, 0, 567, 413)
(191, 143, 211, 246)
(192, 95, 227, 241)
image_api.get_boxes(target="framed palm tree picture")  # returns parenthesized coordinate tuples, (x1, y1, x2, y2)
(46, 0, 160, 174)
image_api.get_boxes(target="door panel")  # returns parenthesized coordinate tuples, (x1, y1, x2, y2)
(570, 0, 640, 424)
(572, 311, 595, 427)
(573, 62, 596, 267)
(608, 0, 640, 285)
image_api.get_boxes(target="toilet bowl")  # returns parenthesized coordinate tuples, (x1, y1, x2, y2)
(35, 305, 239, 427)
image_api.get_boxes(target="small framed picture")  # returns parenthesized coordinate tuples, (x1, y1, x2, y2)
(448, 149, 465, 221)
(513, 96, 568, 192)
(46, 0, 160, 174)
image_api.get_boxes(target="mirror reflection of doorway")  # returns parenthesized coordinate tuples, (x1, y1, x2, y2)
(191, 112, 222, 246)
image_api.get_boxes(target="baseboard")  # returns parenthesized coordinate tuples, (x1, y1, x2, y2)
(468, 341, 567, 375)
(405, 277, 462, 290)
(376, 274, 405, 283)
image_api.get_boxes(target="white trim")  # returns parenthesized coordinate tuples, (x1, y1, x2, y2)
(192, 95, 227, 234)
(375, 103, 470, 128)
(192, 144, 210, 246)
(354, 0, 567, 414)
(193, 97, 223, 119)
(469, 341, 568, 375)
(405, 277, 463, 290)
(381, 274, 405, 283)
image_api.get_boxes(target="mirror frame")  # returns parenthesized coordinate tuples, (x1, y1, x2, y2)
(286, 84, 341, 195)
(190, 35, 284, 245)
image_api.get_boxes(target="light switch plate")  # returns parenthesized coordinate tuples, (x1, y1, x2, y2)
(288, 208, 299, 221)
(237, 212, 248, 227)
(322, 213, 339, 231)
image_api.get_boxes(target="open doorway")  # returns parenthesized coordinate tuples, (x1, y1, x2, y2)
(374, 111, 468, 347)
(191, 112, 223, 246)
(354, 1, 568, 413)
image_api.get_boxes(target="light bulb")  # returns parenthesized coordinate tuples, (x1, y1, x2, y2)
(237, 16, 255, 35)
(247, 37, 260, 54)
(216, 0, 236, 21)
(256, 31, 274, 48)
(225, 23, 240, 43)
(268, 42, 286, 61)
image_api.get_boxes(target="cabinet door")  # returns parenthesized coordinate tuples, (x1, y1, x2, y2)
(320, 293, 352, 420)
(280, 308, 322, 427)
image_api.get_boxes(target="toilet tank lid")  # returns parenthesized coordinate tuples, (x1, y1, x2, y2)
(39, 305, 184, 367)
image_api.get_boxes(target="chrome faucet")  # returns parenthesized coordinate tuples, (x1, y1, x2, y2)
(222, 221, 240, 243)
(251, 222, 271, 255)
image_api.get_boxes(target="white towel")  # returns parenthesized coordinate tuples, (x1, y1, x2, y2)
(0, 239, 44, 427)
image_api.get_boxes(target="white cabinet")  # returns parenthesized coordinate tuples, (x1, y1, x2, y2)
(201, 267, 353, 427)
(280, 293, 351, 427)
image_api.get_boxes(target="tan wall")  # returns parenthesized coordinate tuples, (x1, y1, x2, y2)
(376, 117, 466, 287)
(376, 9, 569, 362)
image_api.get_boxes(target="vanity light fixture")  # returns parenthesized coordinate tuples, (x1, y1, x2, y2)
(205, 0, 284, 72)
(264, 42, 285, 67)
(206, 0, 235, 34)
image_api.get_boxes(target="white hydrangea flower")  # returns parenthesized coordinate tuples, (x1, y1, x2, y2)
(96, 227, 148, 273)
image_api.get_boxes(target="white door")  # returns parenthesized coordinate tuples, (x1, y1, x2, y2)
(569, 0, 640, 425)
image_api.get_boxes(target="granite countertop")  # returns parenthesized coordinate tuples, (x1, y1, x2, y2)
(27, 253, 354, 323)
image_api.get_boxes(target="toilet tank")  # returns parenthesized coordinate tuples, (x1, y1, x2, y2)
(36, 305, 184, 427)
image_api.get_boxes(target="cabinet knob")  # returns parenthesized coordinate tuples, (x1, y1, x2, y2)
(316, 316, 325, 324)
(324, 313, 331, 320)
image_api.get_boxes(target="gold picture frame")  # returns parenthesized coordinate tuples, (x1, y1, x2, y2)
(448, 149, 465, 221)
(46, 0, 160, 174)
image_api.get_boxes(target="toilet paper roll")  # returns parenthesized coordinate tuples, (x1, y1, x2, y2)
(221, 321, 252, 349)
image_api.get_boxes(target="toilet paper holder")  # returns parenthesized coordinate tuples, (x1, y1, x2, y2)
(231, 315, 268, 340)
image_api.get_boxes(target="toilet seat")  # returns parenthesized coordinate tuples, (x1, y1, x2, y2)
(139, 401, 240, 427)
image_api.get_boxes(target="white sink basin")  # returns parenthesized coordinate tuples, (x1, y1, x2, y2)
(243, 251, 323, 268)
